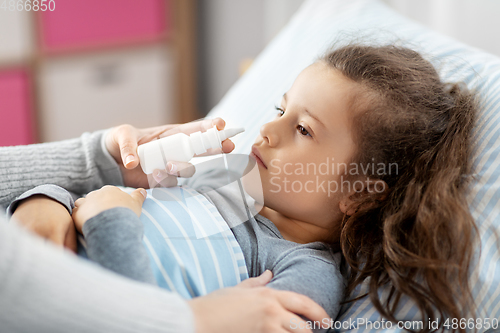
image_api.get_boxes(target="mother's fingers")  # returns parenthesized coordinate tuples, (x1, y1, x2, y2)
(275, 291, 330, 325)
(210, 117, 226, 131)
(135, 118, 231, 154)
(104, 124, 143, 169)
(137, 124, 179, 144)
(148, 172, 178, 188)
(114, 125, 141, 169)
(282, 312, 316, 333)
(195, 139, 235, 157)
(221, 138, 236, 154)
(166, 161, 195, 178)
(157, 117, 226, 139)
(236, 270, 273, 288)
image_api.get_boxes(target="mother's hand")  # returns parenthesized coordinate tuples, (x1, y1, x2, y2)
(188, 270, 331, 333)
(105, 118, 236, 188)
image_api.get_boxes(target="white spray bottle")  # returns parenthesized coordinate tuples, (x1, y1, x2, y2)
(137, 126, 245, 174)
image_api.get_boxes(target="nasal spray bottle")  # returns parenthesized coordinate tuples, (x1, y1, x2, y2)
(137, 126, 245, 175)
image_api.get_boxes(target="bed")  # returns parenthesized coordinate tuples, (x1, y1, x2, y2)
(194, 0, 500, 331)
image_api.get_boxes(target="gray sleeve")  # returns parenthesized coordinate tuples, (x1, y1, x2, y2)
(5, 184, 76, 218)
(0, 129, 124, 209)
(82, 207, 156, 285)
(267, 248, 346, 322)
(0, 212, 194, 333)
(5, 186, 157, 286)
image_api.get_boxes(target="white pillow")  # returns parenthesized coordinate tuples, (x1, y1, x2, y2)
(207, 0, 500, 331)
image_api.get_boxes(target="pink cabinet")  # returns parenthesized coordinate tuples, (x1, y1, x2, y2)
(0, 0, 196, 145)
(0, 70, 34, 146)
(39, 0, 169, 52)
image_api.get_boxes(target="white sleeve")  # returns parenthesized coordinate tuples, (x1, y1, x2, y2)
(0, 216, 194, 333)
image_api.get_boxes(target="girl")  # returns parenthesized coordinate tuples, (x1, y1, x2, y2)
(13, 43, 479, 332)
(319, 45, 477, 329)
(183, 44, 478, 331)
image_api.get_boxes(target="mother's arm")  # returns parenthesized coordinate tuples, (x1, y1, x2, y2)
(0, 118, 235, 208)
(0, 215, 195, 333)
(0, 130, 123, 207)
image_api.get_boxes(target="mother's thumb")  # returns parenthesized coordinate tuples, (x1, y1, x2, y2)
(237, 270, 273, 288)
(116, 126, 139, 169)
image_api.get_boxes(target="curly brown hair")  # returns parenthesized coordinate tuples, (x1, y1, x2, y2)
(322, 44, 478, 332)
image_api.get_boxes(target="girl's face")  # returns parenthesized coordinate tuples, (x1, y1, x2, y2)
(250, 62, 360, 236)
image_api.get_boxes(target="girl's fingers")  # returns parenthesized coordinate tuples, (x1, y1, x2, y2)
(130, 188, 147, 204)
(129, 188, 147, 217)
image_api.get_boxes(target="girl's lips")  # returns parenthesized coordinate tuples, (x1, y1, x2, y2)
(251, 146, 267, 169)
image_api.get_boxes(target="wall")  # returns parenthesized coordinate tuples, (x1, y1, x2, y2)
(197, 0, 304, 115)
(382, 0, 500, 57)
(197, 0, 500, 115)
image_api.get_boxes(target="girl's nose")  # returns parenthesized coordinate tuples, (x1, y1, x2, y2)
(259, 120, 280, 147)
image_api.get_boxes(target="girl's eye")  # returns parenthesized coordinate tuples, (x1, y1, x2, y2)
(274, 106, 312, 137)
(297, 125, 311, 137)
(275, 105, 285, 117)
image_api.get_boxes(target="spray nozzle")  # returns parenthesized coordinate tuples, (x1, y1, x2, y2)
(217, 127, 245, 141)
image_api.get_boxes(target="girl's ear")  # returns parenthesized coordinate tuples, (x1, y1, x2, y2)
(338, 178, 388, 216)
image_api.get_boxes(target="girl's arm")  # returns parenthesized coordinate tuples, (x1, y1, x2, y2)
(260, 245, 345, 330)
(8, 183, 156, 284)
(73, 185, 156, 284)
(82, 207, 157, 285)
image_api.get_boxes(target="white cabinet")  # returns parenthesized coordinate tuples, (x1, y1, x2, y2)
(38, 46, 175, 142)
(0, 10, 33, 64)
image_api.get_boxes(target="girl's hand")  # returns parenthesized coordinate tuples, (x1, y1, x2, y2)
(11, 195, 78, 253)
(72, 186, 147, 233)
(105, 118, 236, 188)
